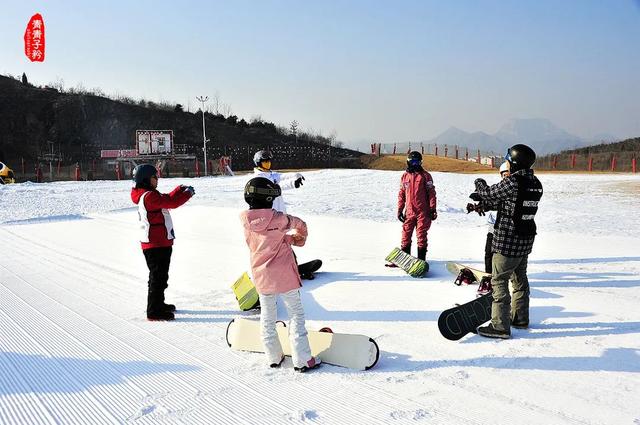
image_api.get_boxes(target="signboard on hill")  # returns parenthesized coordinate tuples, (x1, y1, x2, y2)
(136, 130, 173, 155)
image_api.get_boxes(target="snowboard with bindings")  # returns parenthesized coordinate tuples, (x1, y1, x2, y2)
(446, 262, 491, 286)
(438, 293, 493, 340)
(226, 318, 380, 371)
(298, 259, 322, 280)
(385, 247, 428, 277)
(231, 272, 260, 311)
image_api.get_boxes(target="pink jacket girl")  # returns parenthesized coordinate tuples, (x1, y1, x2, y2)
(239, 177, 320, 372)
(239, 209, 307, 294)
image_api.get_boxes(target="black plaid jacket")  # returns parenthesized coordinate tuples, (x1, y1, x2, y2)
(475, 169, 538, 257)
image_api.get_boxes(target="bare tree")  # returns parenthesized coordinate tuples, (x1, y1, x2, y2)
(328, 130, 337, 144)
(212, 91, 221, 115)
(50, 77, 65, 92)
(221, 103, 232, 117)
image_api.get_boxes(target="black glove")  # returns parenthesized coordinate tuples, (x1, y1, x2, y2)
(474, 178, 487, 191)
(184, 185, 195, 196)
(294, 175, 305, 188)
(397, 211, 405, 222)
(467, 202, 485, 216)
(429, 210, 437, 221)
(469, 192, 482, 202)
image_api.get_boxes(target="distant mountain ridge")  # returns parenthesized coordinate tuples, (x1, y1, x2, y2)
(427, 118, 597, 155)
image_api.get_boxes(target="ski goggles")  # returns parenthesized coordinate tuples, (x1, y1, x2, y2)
(408, 159, 422, 166)
(504, 149, 513, 163)
(246, 185, 282, 198)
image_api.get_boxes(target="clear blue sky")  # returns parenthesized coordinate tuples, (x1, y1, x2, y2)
(2, 0, 639, 147)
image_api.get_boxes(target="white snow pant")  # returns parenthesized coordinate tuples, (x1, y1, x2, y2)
(259, 289, 312, 368)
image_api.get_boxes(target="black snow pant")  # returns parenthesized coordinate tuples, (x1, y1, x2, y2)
(484, 233, 494, 274)
(143, 247, 172, 315)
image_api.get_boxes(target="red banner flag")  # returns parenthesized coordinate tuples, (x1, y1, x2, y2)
(24, 13, 46, 62)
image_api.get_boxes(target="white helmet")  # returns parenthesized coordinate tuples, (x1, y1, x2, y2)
(253, 150, 273, 167)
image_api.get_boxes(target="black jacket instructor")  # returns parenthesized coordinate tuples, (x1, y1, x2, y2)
(471, 144, 543, 339)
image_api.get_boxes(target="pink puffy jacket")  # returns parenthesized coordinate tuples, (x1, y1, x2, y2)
(239, 209, 307, 295)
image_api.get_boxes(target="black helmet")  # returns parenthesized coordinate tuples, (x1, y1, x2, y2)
(253, 150, 273, 167)
(407, 151, 423, 171)
(244, 177, 281, 208)
(505, 144, 536, 171)
(132, 164, 158, 188)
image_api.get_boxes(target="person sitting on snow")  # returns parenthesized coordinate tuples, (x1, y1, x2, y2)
(251, 150, 305, 214)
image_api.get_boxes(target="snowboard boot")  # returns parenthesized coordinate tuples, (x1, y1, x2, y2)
(147, 311, 175, 321)
(417, 246, 427, 261)
(477, 323, 510, 339)
(511, 321, 529, 329)
(511, 313, 529, 329)
(294, 357, 322, 373)
(270, 355, 285, 368)
(162, 303, 176, 312)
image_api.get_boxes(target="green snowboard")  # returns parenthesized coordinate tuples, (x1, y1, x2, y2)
(385, 247, 429, 277)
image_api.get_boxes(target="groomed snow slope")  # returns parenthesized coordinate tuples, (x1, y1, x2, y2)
(0, 170, 638, 424)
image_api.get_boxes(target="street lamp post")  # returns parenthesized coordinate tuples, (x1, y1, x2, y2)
(196, 96, 209, 176)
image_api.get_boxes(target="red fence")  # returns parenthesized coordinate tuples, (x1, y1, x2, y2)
(538, 152, 638, 172)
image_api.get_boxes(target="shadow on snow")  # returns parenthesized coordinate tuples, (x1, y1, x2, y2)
(0, 351, 199, 396)
(374, 347, 640, 373)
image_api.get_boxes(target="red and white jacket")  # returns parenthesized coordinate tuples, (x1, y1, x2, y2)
(131, 186, 192, 250)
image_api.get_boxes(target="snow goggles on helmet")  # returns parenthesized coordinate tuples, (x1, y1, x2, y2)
(408, 158, 422, 166)
(505, 149, 513, 163)
(245, 185, 281, 200)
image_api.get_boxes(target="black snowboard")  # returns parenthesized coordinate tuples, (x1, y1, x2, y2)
(298, 259, 322, 280)
(438, 293, 493, 340)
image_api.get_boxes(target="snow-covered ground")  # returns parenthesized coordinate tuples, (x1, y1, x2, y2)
(1, 169, 639, 424)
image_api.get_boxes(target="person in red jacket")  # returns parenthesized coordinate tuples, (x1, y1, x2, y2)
(130, 164, 194, 321)
(396, 151, 437, 261)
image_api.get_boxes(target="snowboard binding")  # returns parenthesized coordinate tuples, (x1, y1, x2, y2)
(476, 276, 493, 296)
(454, 268, 477, 286)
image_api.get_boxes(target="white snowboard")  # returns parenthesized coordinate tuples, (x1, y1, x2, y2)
(445, 262, 490, 282)
(226, 318, 380, 371)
